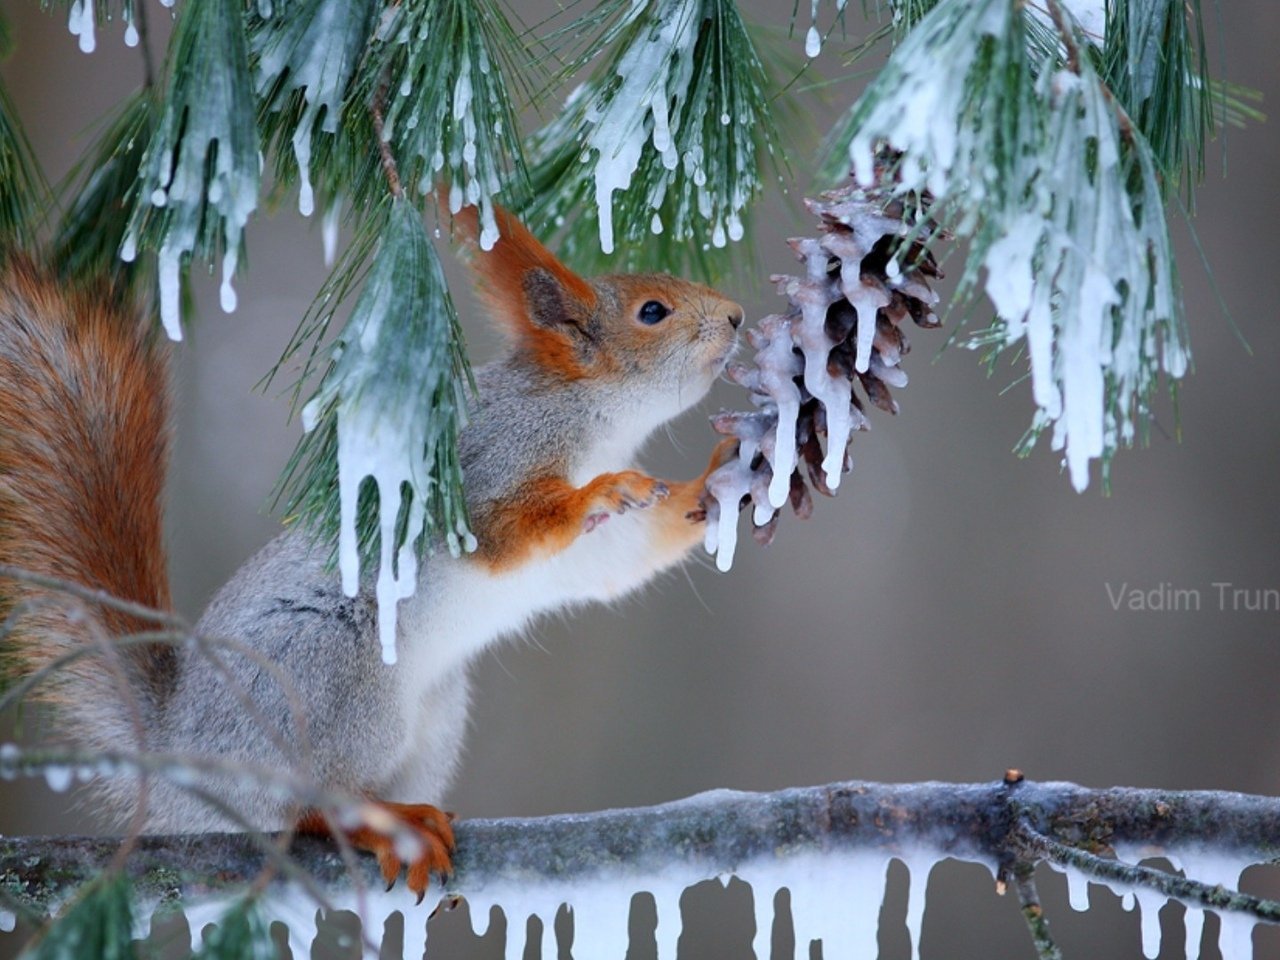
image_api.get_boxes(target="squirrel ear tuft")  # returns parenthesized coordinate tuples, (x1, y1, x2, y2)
(451, 204, 597, 339)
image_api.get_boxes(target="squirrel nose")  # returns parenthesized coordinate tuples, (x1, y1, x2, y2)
(727, 305, 744, 330)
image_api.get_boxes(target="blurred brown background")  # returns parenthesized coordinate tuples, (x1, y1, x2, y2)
(2, 1, 1278, 957)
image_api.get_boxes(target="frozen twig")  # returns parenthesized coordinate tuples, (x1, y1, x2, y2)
(3, 776, 1279, 928)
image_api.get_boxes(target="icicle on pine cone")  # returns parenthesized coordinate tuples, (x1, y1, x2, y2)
(703, 168, 944, 571)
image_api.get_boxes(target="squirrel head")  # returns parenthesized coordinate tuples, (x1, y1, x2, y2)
(453, 206, 743, 418)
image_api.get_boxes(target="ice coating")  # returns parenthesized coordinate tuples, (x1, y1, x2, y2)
(704, 178, 939, 571)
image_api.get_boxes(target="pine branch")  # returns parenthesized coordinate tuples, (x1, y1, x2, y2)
(3, 776, 1280, 956)
(825, 0, 1195, 492)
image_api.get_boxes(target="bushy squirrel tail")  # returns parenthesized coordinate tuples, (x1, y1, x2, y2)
(0, 259, 173, 752)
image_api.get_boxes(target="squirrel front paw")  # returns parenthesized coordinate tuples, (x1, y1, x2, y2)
(299, 801, 456, 903)
(583, 471, 669, 531)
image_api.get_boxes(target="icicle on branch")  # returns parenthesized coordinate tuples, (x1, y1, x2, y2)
(823, 0, 1202, 492)
(121, 0, 259, 340)
(3, 773, 1280, 960)
(523, 0, 783, 279)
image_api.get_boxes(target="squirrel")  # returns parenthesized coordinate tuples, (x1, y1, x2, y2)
(0, 206, 743, 899)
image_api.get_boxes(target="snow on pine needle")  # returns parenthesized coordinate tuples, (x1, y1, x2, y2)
(827, 0, 1188, 491)
(121, 0, 259, 341)
(279, 200, 473, 666)
(703, 169, 943, 572)
(523, 0, 782, 278)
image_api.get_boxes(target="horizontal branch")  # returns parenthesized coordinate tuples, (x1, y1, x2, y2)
(4, 775, 1280, 930)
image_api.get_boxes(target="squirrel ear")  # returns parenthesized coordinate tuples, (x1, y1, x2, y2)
(452, 204, 597, 338)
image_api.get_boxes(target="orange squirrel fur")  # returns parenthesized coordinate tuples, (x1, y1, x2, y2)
(0, 208, 743, 898)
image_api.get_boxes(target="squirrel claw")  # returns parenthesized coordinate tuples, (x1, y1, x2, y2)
(300, 801, 455, 903)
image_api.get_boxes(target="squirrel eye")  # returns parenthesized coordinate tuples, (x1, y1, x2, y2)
(638, 300, 670, 325)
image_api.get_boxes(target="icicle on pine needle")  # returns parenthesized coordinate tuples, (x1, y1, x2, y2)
(523, 0, 783, 280)
(121, 0, 259, 340)
(278, 199, 473, 666)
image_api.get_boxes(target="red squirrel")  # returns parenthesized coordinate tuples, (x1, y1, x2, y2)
(0, 206, 743, 898)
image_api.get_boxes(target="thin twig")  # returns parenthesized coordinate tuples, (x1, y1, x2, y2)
(1041, 0, 1082, 74)
(0, 566, 188, 631)
(1012, 822, 1280, 922)
(370, 84, 404, 200)
(1012, 864, 1063, 960)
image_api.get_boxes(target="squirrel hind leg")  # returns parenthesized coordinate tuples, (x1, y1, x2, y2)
(297, 801, 456, 903)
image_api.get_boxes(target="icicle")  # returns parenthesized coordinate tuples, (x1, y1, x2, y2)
(804, 0, 821, 57)
(651, 881, 682, 959)
(902, 853, 935, 960)
(293, 122, 315, 217)
(124, 23, 139, 47)
(219, 245, 239, 313)
(322, 201, 341, 266)
(1175, 850, 1257, 960)
(1066, 868, 1090, 911)
(68, 0, 97, 53)
(585, 0, 700, 254)
(42, 765, 73, 793)
(0, 911, 14, 933)
(749, 882, 774, 960)
(804, 26, 821, 58)
(788, 852, 890, 958)
(1133, 888, 1164, 959)
(568, 886, 633, 960)
(157, 243, 184, 341)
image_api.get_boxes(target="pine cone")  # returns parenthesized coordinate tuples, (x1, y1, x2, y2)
(703, 169, 944, 570)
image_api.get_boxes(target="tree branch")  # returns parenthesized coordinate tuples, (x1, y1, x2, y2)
(3, 776, 1279, 927)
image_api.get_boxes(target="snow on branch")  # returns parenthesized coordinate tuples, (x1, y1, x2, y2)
(3, 775, 1279, 958)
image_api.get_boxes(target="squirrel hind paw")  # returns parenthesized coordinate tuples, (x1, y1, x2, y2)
(300, 802, 456, 904)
